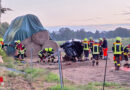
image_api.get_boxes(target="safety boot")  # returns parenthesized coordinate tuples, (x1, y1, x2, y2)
(92, 60, 95, 66)
(100, 56, 103, 60)
(96, 62, 99, 66)
(115, 63, 120, 70)
(116, 66, 120, 70)
(52, 59, 54, 63)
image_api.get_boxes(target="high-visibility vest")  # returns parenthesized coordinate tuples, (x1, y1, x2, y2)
(113, 42, 122, 54)
(19, 45, 26, 54)
(38, 50, 43, 57)
(83, 41, 89, 50)
(19, 49, 25, 54)
(93, 43, 99, 54)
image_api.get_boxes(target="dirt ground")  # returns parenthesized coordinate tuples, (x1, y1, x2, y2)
(32, 53, 130, 86)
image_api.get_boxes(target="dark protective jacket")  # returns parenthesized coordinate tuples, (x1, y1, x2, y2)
(123, 46, 129, 55)
(102, 39, 107, 48)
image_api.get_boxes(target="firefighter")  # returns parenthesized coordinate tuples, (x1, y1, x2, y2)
(0, 38, 4, 52)
(0, 38, 4, 63)
(0, 38, 11, 63)
(99, 38, 103, 59)
(82, 38, 90, 60)
(0, 38, 9, 48)
(89, 37, 94, 53)
(91, 40, 100, 66)
(112, 37, 123, 70)
(123, 45, 129, 66)
(102, 37, 108, 60)
(48, 48, 55, 62)
(38, 49, 47, 63)
(128, 44, 130, 58)
(17, 45, 26, 61)
(0, 38, 9, 54)
(14, 40, 24, 61)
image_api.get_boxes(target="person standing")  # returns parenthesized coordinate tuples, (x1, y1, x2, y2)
(91, 40, 100, 66)
(99, 38, 103, 59)
(0, 38, 4, 63)
(89, 37, 94, 53)
(82, 38, 90, 60)
(123, 45, 129, 66)
(14, 40, 23, 60)
(112, 37, 123, 70)
(102, 37, 108, 60)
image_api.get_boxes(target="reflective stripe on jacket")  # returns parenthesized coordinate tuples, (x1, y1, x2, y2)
(83, 41, 89, 50)
(93, 43, 99, 54)
(113, 42, 123, 54)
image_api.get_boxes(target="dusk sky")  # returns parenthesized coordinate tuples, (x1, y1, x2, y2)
(1, 0, 130, 31)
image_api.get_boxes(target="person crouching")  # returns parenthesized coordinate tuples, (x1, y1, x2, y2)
(38, 49, 47, 63)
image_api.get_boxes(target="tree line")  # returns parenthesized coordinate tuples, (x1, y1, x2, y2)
(0, 22, 9, 37)
(50, 27, 130, 41)
(0, 22, 130, 41)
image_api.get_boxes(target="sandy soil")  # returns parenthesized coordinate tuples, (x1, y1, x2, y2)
(31, 53, 130, 86)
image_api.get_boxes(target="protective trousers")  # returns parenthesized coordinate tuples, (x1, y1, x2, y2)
(113, 54, 121, 70)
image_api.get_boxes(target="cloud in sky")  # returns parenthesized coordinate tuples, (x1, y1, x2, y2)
(72, 17, 102, 22)
(121, 12, 130, 15)
(125, 19, 130, 21)
(1, 0, 130, 27)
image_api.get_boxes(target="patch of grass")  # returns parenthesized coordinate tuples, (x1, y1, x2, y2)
(76, 82, 130, 90)
(104, 82, 119, 87)
(3, 57, 14, 63)
(77, 83, 99, 90)
(45, 72, 60, 82)
(4, 62, 15, 68)
(0, 49, 7, 57)
(1, 57, 16, 68)
(93, 82, 119, 87)
(56, 41, 65, 45)
(23, 67, 44, 81)
(47, 84, 76, 90)
(7, 72, 19, 78)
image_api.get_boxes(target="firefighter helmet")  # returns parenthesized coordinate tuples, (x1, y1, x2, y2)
(116, 37, 121, 41)
(84, 38, 87, 41)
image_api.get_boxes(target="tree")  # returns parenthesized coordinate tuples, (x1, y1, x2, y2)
(49, 27, 130, 41)
(94, 30, 100, 39)
(0, 22, 9, 37)
(0, 0, 12, 23)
